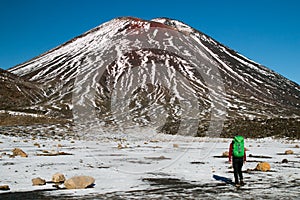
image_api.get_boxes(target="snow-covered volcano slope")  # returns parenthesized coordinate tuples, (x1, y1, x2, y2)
(6, 17, 300, 138)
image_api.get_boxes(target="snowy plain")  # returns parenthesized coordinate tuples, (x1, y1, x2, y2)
(0, 129, 299, 199)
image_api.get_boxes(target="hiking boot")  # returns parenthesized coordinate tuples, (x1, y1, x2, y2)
(235, 183, 240, 187)
(240, 180, 245, 186)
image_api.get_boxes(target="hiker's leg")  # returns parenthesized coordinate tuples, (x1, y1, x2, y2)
(238, 158, 243, 181)
(233, 158, 239, 184)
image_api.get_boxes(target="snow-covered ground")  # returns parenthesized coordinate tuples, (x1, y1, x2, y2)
(0, 131, 299, 199)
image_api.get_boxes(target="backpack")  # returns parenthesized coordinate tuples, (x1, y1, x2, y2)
(232, 136, 244, 157)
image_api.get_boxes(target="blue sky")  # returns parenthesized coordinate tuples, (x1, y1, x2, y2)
(0, 0, 299, 84)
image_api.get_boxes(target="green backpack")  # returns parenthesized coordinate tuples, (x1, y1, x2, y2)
(233, 136, 244, 157)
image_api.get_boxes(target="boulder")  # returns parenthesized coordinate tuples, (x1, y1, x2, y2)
(295, 144, 299, 148)
(285, 150, 294, 155)
(255, 162, 271, 172)
(173, 144, 179, 148)
(64, 176, 95, 189)
(282, 159, 288, 163)
(52, 173, 66, 183)
(12, 148, 28, 157)
(32, 177, 46, 186)
(0, 185, 10, 190)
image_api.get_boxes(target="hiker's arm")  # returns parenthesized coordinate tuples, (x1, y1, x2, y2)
(228, 143, 233, 162)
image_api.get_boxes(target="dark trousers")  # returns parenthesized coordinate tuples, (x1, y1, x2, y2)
(232, 157, 244, 184)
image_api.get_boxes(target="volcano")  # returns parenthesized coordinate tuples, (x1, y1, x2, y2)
(2, 17, 300, 138)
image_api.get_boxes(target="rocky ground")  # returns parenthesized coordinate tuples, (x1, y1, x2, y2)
(0, 125, 299, 199)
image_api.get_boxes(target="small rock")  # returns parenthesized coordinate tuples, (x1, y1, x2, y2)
(222, 151, 229, 157)
(64, 176, 95, 189)
(173, 144, 179, 148)
(255, 162, 271, 172)
(32, 177, 46, 186)
(282, 159, 288, 163)
(0, 185, 10, 190)
(52, 173, 66, 183)
(117, 143, 128, 149)
(34, 143, 41, 148)
(12, 148, 28, 157)
(285, 150, 294, 155)
(117, 143, 123, 149)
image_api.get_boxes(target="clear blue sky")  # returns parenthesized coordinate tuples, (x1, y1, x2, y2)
(0, 0, 299, 84)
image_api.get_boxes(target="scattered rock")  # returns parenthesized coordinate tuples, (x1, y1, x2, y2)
(12, 148, 28, 157)
(64, 176, 95, 189)
(52, 173, 66, 183)
(117, 143, 128, 149)
(32, 177, 46, 186)
(117, 143, 123, 149)
(34, 143, 41, 148)
(285, 150, 294, 155)
(173, 144, 179, 148)
(0, 185, 10, 190)
(282, 159, 288, 163)
(255, 162, 271, 172)
(222, 151, 229, 157)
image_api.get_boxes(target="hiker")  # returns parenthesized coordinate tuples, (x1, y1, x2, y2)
(229, 136, 246, 186)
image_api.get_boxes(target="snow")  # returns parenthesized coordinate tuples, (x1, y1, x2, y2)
(0, 110, 45, 118)
(0, 132, 299, 199)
